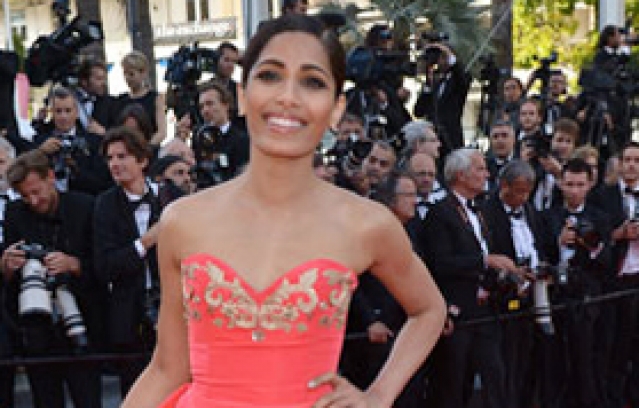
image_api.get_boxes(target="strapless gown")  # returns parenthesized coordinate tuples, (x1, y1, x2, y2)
(159, 253, 358, 407)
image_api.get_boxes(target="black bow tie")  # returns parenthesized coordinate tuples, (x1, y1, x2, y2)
(625, 187, 639, 198)
(128, 191, 154, 212)
(507, 210, 524, 219)
(466, 199, 478, 213)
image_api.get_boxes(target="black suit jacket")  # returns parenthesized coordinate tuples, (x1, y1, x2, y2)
(33, 129, 113, 196)
(482, 194, 547, 264)
(422, 194, 493, 319)
(541, 203, 612, 294)
(588, 183, 627, 273)
(92, 94, 122, 130)
(3, 192, 106, 350)
(414, 63, 472, 152)
(93, 185, 161, 346)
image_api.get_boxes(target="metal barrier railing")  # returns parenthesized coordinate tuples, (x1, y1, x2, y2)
(0, 286, 637, 365)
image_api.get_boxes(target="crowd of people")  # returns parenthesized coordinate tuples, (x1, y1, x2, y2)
(0, 0, 637, 407)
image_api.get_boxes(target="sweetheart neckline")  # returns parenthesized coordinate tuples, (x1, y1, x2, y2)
(181, 253, 356, 297)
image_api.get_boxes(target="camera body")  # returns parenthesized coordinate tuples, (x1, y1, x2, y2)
(25, 16, 103, 87)
(164, 44, 219, 87)
(569, 218, 602, 250)
(522, 132, 552, 159)
(191, 124, 231, 188)
(53, 135, 91, 179)
(346, 46, 415, 86)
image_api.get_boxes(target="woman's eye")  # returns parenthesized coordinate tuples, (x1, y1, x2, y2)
(255, 70, 279, 82)
(303, 76, 327, 89)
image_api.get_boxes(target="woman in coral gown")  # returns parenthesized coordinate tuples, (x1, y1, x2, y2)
(122, 14, 445, 408)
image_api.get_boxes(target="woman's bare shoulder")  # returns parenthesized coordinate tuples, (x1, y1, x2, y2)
(160, 183, 233, 226)
(321, 183, 398, 233)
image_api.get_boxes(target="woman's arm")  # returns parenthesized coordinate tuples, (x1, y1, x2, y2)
(121, 204, 191, 407)
(150, 92, 168, 146)
(363, 207, 446, 406)
(313, 203, 446, 407)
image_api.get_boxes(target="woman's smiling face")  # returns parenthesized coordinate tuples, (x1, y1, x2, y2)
(241, 31, 344, 159)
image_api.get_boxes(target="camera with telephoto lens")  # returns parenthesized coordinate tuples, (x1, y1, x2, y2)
(17, 243, 89, 354)
(531, 262, 556, 335)
(191, 124, 230, 188)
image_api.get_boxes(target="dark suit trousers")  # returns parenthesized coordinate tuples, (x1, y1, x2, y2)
(607, 276, 639, 408)
(558, 303, 603, 408)
(27, 362, 101, 408)
(429, 321, 506, 408)
(0, 322, 15, 408)
(502, 317, 535, 408)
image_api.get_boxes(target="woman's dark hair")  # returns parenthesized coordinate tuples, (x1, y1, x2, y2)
(597, 25, 619, 50)
(117, 103, 154, 142)
(372, 171, 412, 208)
(241, 14, 345, 98)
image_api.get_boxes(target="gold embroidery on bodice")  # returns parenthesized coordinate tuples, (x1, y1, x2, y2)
(182, 261, 354, 334)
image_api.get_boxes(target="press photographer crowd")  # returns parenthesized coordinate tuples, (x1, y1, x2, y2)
(1, 0, 639, 407)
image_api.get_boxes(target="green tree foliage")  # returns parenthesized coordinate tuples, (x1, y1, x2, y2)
(514, 0, 639, 71)
(513, 0, 579, 69)
(319, 0, 490, 65)
(370, 0, 490, 63)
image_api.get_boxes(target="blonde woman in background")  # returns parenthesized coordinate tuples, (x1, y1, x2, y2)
(119, 51, 167, 147)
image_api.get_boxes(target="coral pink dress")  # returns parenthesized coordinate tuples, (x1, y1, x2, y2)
(159, 254, 358, 407)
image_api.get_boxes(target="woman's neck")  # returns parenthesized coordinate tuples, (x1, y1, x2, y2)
(240, 151, 321, 207)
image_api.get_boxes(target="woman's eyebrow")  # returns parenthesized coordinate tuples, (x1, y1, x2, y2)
(255, 59, 331, 77)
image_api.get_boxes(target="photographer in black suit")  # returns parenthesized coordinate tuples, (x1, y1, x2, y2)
(192, 82, 249, 187)
(76, 58, 121, 135)
(34, 86, 113, 196)
(542, 158, 611, 408)
(482, 160, 547, 408)
(0, 149, 103, 408)
(414, 42, 472, 157)
(423, 148, 523, 408)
